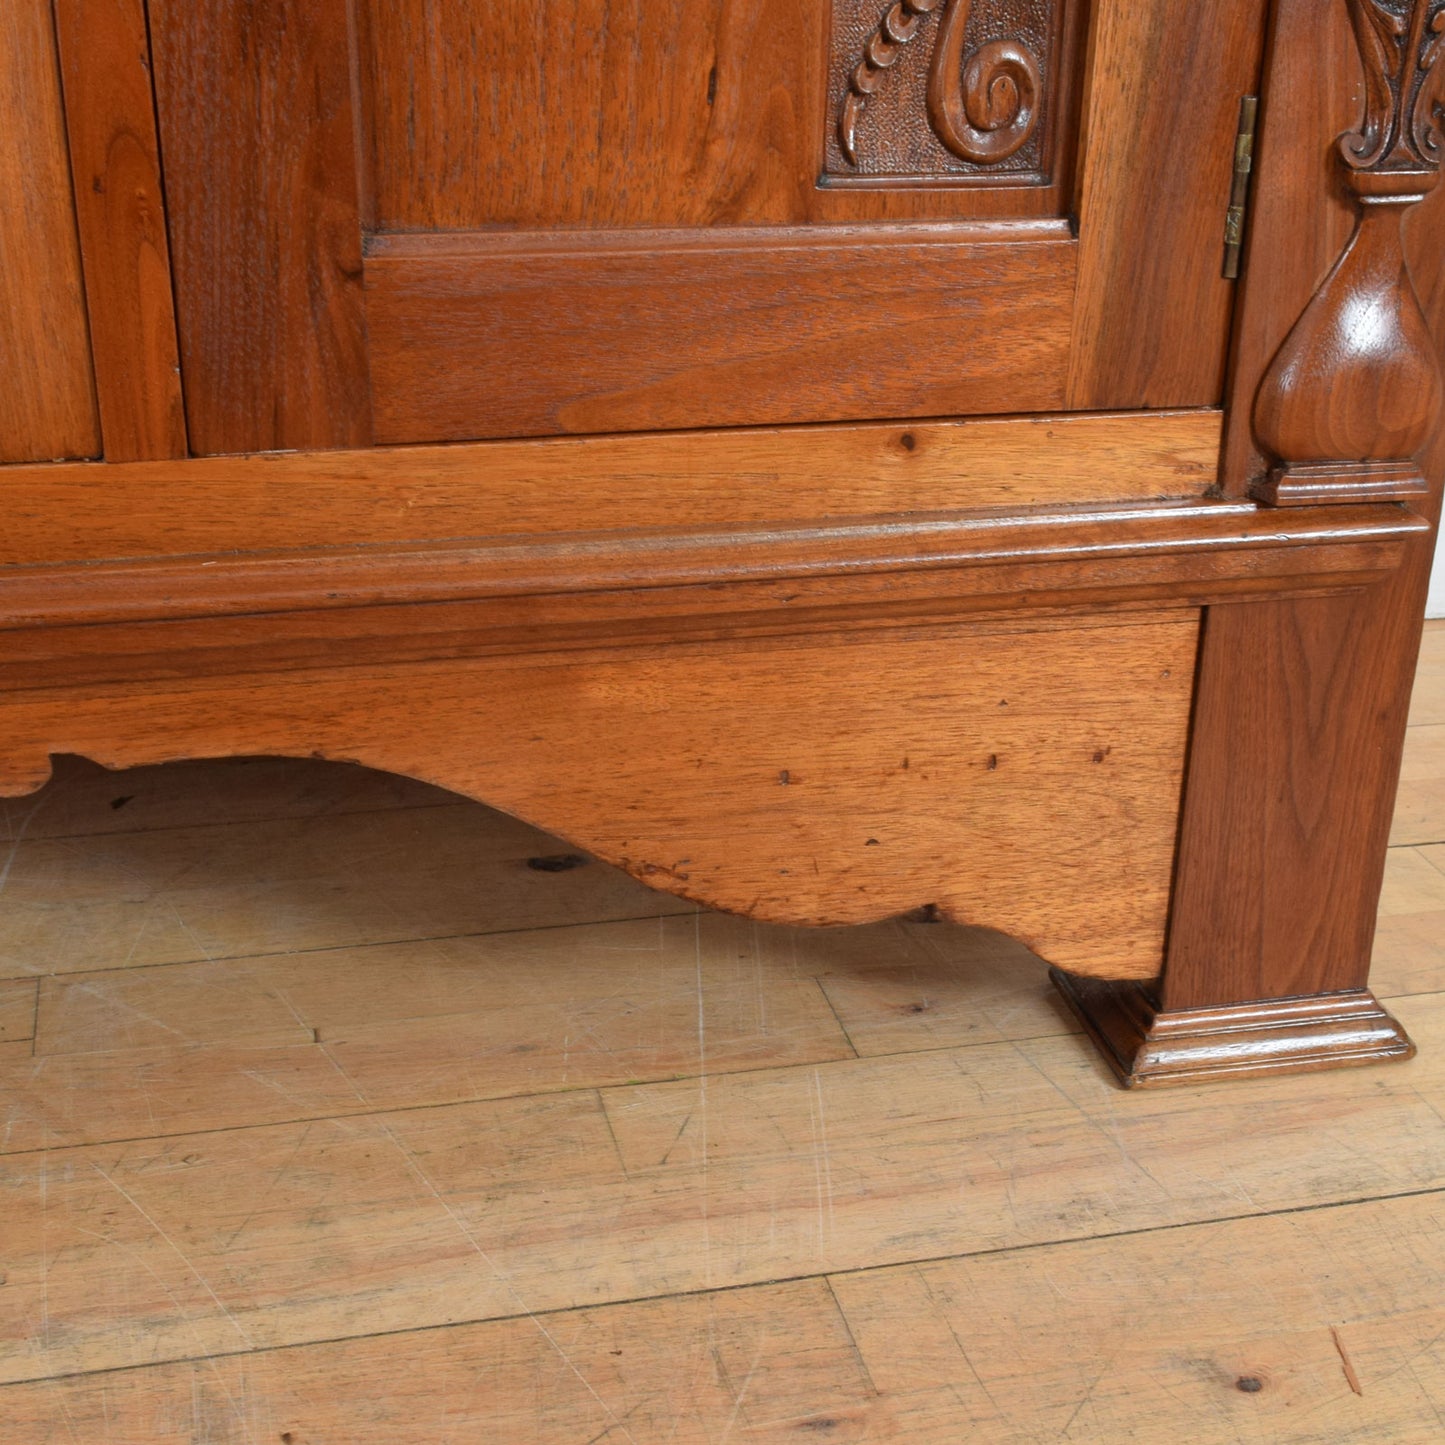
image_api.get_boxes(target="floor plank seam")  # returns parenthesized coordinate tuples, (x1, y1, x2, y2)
(0, 795, 460, 845)
(3, 617, 1438, 1423)
(1377, 985, 1445, 1002)
(5, 1181, 1443, 1393)
(0, 1017, 1112, 1160)
(594, 1086, 632, 1180)
(0, 905, 700, 985)
(812, 975, 863, 1059)
(823, 1275, 882, 1399)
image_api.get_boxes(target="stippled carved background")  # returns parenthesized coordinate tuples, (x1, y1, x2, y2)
(825, 0, 1071, 183)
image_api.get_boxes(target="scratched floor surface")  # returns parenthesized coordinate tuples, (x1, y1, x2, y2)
(0, 621, 1443, 1442)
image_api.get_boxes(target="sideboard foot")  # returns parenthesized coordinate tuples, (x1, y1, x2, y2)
(1051, 970, 1416, 1088)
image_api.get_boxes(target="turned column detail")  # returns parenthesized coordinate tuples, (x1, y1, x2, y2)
(1253, 0, 1445, 506)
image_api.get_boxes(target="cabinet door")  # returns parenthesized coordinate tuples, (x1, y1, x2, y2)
(0, 0, 99, 462)
(141, 0, 1265, 455)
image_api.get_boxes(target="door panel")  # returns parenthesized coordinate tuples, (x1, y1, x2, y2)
(0, 0, 99, 463)
(53, 0, 188, 463)
(140, 0, 1267, 455)
(1065, 0, 1268, 409)
(356, 0, 1084, 229)
(365, 223, 1075, 441)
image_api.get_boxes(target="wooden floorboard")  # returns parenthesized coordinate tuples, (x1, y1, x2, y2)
(835, 1191, 1445, 1443)
(1391, 723, 1445, 846)
(0, 976, 37, 1042)
(1372, 843, 1445, 997)
(0, 620, 1441, 1439)
(0, 803, 694, 981)
(1408, 622, 1444, 726)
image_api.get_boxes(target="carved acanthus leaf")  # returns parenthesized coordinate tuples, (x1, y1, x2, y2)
(839, 0, 1042, 169)
(1251, 0, 1445, 506)
(1342, 0, 1445, 169)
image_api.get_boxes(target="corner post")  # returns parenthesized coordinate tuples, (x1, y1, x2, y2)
(1055, 0, 1445, 1085)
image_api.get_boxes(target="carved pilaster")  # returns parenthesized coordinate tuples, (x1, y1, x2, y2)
(1252, 0, 1445, 506)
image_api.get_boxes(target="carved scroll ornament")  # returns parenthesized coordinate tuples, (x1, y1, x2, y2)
(838, 0, 1042, 170)
(1253, 0, 1445, 505)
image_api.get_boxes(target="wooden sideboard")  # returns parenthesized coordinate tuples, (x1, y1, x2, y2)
(2, 0, 1442, 1086)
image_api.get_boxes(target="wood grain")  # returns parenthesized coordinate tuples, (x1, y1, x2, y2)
(0, 619, 1199, 975)
(0, 753, 452, 842)
(1065, 0, 1266, 409)
(1247, 0, 1444, 507)
(0, 520, 1405, 703)
(0, 979, 37, 1043)
(363, 226, 1076, 441)
(813, 923, 1075, 1057)
(1392, 721, 1445, 845)
(1218, 0, 1360, 496)
(0, 0, 100, 462)
(1371, 840, 1445, 998)
(20, 913, 1060, 1064)
(0, 803, 688, 982)
(834, 1191, 1445, 1440)
(0, 920, 1062, 1155)
(30, 914, 837, 1063)
(1143, 556, 1441, 1019)
(52, 0, 187, 462)
(147, 0, 370, 454)
(1137, 7, 1445, 1022)
(355, 0, 1079, 229)
(6, 1190, 1445, 1440)
(0, 632, 1439, 1431)
(11, 915, 850, 1146)
(1411, 616, 1445, 724)
(1053, 973, 1414, 1087)
(1, 989, 1442, 1382)
(0, 410, 1224, 564)
(0, 1279, 885, 1439)
(2, 496, 1417, 635)
(1162, 583, 1434, 1008)
(357, 0, 820, 229)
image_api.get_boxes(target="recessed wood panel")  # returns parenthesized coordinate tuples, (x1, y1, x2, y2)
(357, 0, 808, 229)
(365, 225, 1076, 441)
(0, 0, 99, 463)
(1065, 0, 1267, 409)
(355, 0, 1081, 227)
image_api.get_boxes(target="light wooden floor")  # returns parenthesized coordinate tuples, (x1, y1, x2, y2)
(1, 621, 1442, 1443)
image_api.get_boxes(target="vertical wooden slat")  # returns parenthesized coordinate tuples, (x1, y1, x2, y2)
(1065, 0, 1267, 410)
(0, 0, 100, 463)
(147, 0, 371, 455)
(53, 0, 188, 462)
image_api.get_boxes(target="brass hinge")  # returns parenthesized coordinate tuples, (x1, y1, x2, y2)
(1223, 95, 1259, 279)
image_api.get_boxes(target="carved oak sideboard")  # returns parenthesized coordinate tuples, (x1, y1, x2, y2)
(1, 0, 1442, 1086)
